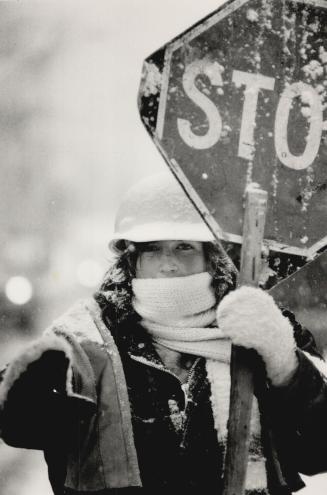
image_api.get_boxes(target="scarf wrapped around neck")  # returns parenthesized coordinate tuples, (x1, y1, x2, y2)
(132, 272, 268, 494)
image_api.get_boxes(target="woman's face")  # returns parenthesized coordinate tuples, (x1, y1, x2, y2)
(135, 240, 206, 279)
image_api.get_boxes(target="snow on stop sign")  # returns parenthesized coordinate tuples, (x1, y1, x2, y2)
(138, 0, 327, 257)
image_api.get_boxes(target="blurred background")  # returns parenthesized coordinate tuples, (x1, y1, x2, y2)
(0, 1, 326, 493)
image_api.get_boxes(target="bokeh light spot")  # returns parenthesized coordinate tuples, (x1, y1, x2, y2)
(5, 276, 33, 305)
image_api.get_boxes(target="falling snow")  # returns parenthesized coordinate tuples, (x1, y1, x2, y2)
(141, 61, 162, 97)
(319, 46, 327, 65)
(302, 60, 324, 80)
(301, 106, 312, 119)
(246, 9, 259, 22)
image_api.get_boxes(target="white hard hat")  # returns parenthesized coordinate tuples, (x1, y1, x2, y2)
(109, 172, 214, 252)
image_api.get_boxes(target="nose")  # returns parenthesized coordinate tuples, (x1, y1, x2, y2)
(159, 252, 178, 277)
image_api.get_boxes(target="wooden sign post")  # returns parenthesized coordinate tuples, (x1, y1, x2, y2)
(222, 185, 268, 495)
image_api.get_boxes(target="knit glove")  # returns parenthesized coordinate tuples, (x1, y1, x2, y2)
(216, 286, 298, 386)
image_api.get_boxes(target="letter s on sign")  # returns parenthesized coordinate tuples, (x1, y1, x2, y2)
(275, 82, 323, 170)
(177, 60, 223, 150)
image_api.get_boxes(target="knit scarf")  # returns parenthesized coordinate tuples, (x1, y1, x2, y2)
(132, 272, 268, 494)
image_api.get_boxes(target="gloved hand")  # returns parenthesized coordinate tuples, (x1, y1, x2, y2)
(216, 286, 298, 386)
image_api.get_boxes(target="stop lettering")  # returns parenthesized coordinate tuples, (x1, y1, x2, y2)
(177, 65, 323, 171)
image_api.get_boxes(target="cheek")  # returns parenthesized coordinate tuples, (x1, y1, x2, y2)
(181, 253, 207, 275)
(135, 254, 159, 279)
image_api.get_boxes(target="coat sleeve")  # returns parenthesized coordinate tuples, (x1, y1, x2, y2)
(267, 311, 327, 477)
(0, 331, 97, 450)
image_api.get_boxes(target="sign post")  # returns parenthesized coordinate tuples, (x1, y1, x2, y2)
(223, 185, 268, 495)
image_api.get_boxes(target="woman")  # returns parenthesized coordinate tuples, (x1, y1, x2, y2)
(1, 172, 327, 495)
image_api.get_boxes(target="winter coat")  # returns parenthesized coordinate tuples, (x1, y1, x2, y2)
(0, 296, 327, 495)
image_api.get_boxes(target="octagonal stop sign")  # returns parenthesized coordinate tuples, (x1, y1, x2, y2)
(139, 0, 327, 259)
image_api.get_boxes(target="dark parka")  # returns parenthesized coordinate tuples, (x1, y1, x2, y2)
(1, 262, 327, 495)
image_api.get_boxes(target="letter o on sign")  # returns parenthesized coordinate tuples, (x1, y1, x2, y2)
(274, 82, 323, 171)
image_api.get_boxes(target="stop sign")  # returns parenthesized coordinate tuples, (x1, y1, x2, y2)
(138, 0, 327, 258)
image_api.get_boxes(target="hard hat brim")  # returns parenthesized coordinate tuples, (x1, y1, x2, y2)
(109, 222, 215, 252)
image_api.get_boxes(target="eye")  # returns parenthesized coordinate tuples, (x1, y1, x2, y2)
(176, 242, 194, 251)
(139, 242, 160, 253)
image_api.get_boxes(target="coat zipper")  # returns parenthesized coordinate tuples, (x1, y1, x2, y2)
(181, 357, 201, 405)
(129, 352, 200, 408)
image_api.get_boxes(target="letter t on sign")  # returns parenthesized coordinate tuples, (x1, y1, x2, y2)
(232, 70, 275, 160)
